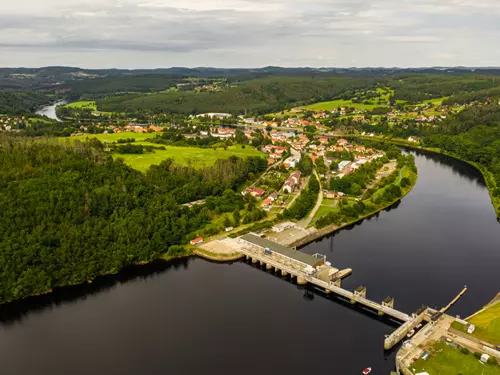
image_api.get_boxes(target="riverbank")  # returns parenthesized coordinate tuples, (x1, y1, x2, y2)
(354, 135, 500, 220)
(285, 164, 418, 248)
(193, 249, 245, 262)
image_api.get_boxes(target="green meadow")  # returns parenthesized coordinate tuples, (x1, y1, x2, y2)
(68, 133, 264, 171)
(412, 341, 500, 375)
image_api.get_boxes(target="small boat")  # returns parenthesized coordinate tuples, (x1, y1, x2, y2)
(362, 367, 372, 375)
(407, 329, 415, 338)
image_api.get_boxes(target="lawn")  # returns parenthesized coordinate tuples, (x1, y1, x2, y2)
(63, 101, 115, 115)
(65, 101, 97, 110)
(114, 144, 264, 172)
(464, 302, 500, 345)
(412, 341, 500, 375)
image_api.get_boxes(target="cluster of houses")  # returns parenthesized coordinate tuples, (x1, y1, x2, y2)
(70, 124, 164, 137)
(0, 116, 27, 132)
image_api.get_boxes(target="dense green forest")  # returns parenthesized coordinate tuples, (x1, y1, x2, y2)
(0, 92, 53, 115)
(96, 77, 376, 115)
(0, 136, 266, 303)
(388, 75, 500, 103)
(423, 105, 500, 217)
(66, 75, 184, 100)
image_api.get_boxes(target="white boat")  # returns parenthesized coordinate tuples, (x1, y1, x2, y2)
(407, 329, 415, 338)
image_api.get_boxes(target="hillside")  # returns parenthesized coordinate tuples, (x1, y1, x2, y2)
(96, 77, 377, 115)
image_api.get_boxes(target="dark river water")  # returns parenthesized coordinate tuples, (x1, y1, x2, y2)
(0, 151, 499, 375)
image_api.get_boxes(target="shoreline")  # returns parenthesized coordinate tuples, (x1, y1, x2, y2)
(0, 250, 193, 307)
(288, 167, 418, 248)
(354, 135, 500, 220)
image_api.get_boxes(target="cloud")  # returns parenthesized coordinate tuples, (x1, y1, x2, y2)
(0, 0, 498, 68)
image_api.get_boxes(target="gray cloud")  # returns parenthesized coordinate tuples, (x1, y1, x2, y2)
(0, 0, 499, 68)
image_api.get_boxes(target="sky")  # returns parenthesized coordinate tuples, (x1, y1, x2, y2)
(0, 0, 499, 69)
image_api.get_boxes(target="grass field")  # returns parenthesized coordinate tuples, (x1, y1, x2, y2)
(412, 342, 500, 375)
(65, 132, 264, 171)
(465, 302, 500, 345)
(63, 101, 115, 115)
(299, 99, 387, 111)
(65, 101, 97, 110)
(115, 144, 264, 172)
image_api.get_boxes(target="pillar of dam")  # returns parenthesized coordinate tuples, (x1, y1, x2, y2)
(274, 267, 279, 273)
(245, 255, 250, 261)
(266, 264, 273, 270)
(297, 277, 307, 285)
(281, 270, 288, 277)
(252, 258, 258, 264)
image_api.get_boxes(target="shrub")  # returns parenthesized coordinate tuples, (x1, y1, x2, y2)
(460, 347, 469, 355)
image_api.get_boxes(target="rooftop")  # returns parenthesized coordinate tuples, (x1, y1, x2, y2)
(240, 233, 322, 267)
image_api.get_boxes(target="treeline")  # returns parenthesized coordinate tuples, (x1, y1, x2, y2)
(283, 175, 320, 220)
(115, 144, 166, 154)
(0, 136, 266, 304)
(0, 92, 53, 115)
(96, 77, 376, 116)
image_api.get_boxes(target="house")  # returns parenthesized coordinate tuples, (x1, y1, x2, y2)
(283, 171, 302, 194)
(249, 188, 265, 198)
(268, 192, 278, 201)
(467, 324, 475, 334)
(262, 198, 273, 207)
(356, 146, 365, 153)
(225, 227, 234, 232)
(190, 237, 204, 245)
(337, 138, 348, 146)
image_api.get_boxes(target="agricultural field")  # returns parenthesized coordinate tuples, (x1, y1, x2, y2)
(411, 341, 500, 375)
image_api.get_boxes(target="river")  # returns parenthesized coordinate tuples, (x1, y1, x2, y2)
(0, 151, 499, 375)
(36, 101, 66, 121)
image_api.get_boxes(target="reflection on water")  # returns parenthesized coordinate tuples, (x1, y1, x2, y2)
(0, 257, 192, 324)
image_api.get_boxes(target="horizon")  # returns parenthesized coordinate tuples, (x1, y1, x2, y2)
(3, 65, 500, 71)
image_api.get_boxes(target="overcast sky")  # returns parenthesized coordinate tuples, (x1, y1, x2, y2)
(0, 0, 499, 69)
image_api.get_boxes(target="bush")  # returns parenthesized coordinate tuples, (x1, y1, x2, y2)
(473, 352, 481, 359)
(460, 347, 469, 355)
(487, 357, 497, 365)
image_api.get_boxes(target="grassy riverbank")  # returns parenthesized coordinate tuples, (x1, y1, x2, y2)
(451, 298, 500, 345)
(412, 341, 500, 375)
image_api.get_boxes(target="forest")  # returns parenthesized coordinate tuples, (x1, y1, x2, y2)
(96, 77, 377, 115)
(0, 136, 266, 304)
(0, 92, 54, 115)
